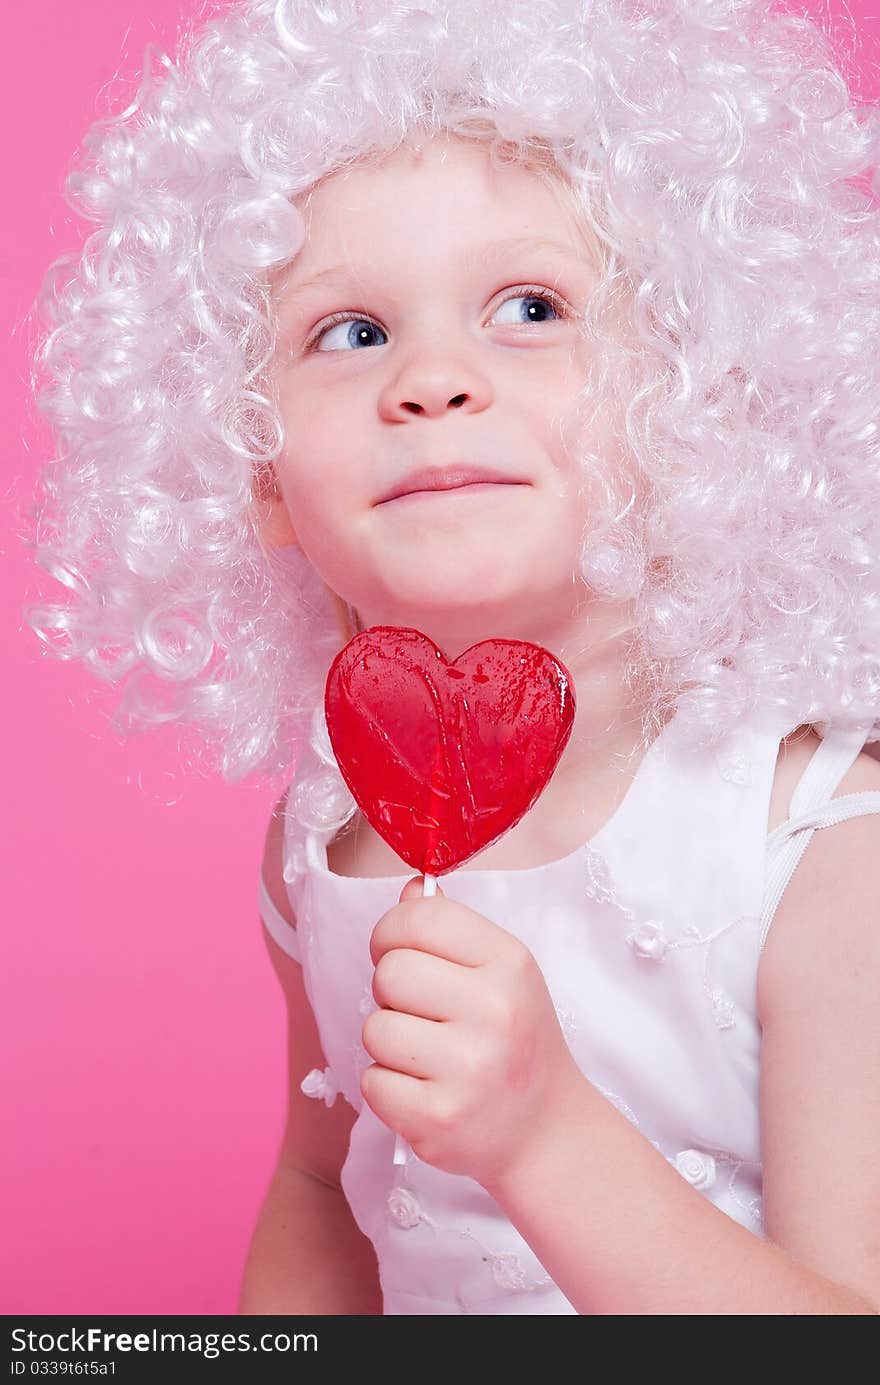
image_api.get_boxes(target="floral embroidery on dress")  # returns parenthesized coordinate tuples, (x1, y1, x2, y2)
(616, 902, 755, 1039)
(695, 914, 760, 1030)
(668, 1146, 762, 1226)
(488, 1252, 529, 1290)
(554, 1002, 578, 1043)
(384, 1170, 554, 1297)
(583, 845, 616, 904)
(627, 919, 668, 960)
(384, 1179, 556, 1296)
(673, 1148, 717, 1190)
(711, 1152, 763, 1225)
(723, 1155, 763, 1225)
(581, 844, 673, 966)
(715, 751, 755, 786)
(386, 1187, 423, 1229)
(711, 988, 736, 1030)
(594, 1082, 640, 1127)
(593, 1082, 664, 1155)
(300, 1066, 339, 1107)
(585, 844, 721, 974)
(388, 1157, 557, 1296)
(472, 1245, 553, 1295)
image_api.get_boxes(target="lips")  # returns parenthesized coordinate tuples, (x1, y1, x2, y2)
(376, 466, 526, 505)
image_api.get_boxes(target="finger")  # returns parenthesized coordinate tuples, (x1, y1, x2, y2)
(371, 895, 501, 968)
(362, 1007, 446, 1079)
(360, 1063, 431, 1142)
(398, 875, 444, 903)
(372, 947, 472, 1021)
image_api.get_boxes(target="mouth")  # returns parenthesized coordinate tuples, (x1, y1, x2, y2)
(376, 466, 529, 506)
(379, 481, 527, 506)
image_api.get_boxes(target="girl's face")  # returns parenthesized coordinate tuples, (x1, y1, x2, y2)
(265, 133, 609, 655)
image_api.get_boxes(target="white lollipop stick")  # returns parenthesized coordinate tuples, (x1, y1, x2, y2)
(392, 870, 438, 1166)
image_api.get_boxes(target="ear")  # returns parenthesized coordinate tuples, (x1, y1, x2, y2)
(249, 486, 299, 549)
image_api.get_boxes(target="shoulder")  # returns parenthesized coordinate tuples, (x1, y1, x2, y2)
(757, 727, 880, 1311)
(761, 724, 880, 1013)
(765, 721, 880, 834)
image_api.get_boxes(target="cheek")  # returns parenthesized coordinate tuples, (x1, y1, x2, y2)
(274, 424, 371, 591)
(280, 488, 362, 598)
(278, 370, 366, 468)
(527, 353, 589, 445)
(277, 394, 367, 522)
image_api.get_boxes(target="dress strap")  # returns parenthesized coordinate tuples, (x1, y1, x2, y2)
(258, 871, 302, 963)
(759, 723, 879, 954)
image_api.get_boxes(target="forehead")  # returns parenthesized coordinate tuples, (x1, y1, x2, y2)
(290, 133, 596, 269)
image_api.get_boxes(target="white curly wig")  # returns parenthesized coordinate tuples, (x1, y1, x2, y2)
(23, 0, 880, 817)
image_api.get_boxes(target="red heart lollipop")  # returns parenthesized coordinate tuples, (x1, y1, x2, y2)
(324, 626, 576, 876)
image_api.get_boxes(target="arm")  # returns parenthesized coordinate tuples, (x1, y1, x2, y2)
(238, 792, 383, 1315)
(239, 1161, 382, 1315)
(483, 758, 880, 1316)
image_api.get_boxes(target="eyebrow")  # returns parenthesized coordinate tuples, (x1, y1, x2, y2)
(279, 236, 591, 304)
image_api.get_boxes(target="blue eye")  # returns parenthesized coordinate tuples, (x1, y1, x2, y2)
(308, 286, 566, 352)
(314, 318, 388, 352)
(493, 293, 561, 325)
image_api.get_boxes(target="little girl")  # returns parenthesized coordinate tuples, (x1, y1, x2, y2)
(26, 0, 880, 1315)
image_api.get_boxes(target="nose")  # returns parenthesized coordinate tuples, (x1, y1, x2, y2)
(377, 349, 494, 421)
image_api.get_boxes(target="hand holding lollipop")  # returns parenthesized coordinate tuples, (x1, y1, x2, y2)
(324, 626, 576, 1165)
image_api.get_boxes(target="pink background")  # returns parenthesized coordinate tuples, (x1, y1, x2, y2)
(3, 2, 879, 1315)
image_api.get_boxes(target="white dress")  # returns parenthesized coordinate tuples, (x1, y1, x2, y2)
(258, 707, 880, 1314)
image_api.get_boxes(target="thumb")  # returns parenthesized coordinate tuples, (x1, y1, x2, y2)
(399, 875, 443, 903)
